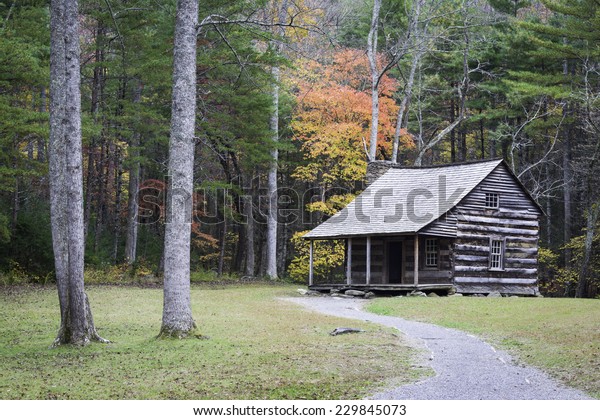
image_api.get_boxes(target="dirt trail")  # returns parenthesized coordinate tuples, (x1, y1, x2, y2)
(287, 296, 591, 400)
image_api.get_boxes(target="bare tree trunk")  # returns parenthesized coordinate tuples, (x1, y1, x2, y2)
(450, 95, 456, 162)
(480, 114, 485, 159)
(265, 0, 288, 279)
(83, 142, 95, 242)
(458, 127, 467, 161)
(391, 52, 420, 164)
(233, 222, 244, 274)
(124, 143, 140, 263)
(218, 213, 227, 276)
(49, 0, 106, 346)
(266, 64, 279, 279)
(11, 156, 18, 233)
(576, 204, 599, 298)
(414, 21, 469, 166)
(93, 141, 107, 252)
(124, 82, 142, 265)
(391, 0, 423, 164)
(27, 135, 34, 159)
(545, 165, 552, 243)
(563, 122, 573, 271)
(367, 0, 382, 162)
(112, 149, 123, 263)
(85, 25, 104, 242)
(244, 176, 255, 277)
(37, 87, 47, 162)
(159, 0, 198, 339)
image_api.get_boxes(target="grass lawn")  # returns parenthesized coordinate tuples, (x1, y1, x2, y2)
(0, 285, 428, 399)
(367, 296, 600, 399)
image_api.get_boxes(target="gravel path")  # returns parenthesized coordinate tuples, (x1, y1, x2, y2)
(286, 296, 591, 400)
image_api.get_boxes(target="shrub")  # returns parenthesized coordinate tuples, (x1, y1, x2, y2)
(288, 230, 345, 284)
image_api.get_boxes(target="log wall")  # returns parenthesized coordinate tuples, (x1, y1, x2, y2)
(348, 235, 453, 285)
(453, 164, 542, 295)
(349, 237, 384, 284)
(402, 237, 453, 284)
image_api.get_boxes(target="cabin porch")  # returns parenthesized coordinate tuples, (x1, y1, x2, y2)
(307, 234, 455, 291)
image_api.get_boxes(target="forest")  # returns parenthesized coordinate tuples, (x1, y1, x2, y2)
(1, 0, 599, 303)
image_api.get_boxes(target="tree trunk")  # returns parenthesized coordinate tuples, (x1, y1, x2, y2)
(124, 82, 142, 265)
(479, 113, 485, 159)
(576, 204, 599, 298)
(450, 95, 456, 162)
(244, 176, 255, 277)
(49, 0, 106, 346)
(563, 121, 573, 270)
(391, 50, 420, 164)
(85, 24, 104, 242)
(367, 0, 382, 161)
(83, 140, 95, 242)
(159, 0, 198, 339)
(11, 159, 18, 234)
(93, 141, 106, 253)
(111, 149, 123, 264)
(545, 165, 552, 244)
(265, 0, 288, 279)
(38, 87, 46, 162)
(459, 128, 467, 161)
(391, 0, 422, 164)
(233, 222, 244, 274)
(266, 64, 279, 279)
(218, 212, 227, 276)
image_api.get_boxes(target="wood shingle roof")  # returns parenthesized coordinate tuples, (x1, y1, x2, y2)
(303, 159, 505, 239)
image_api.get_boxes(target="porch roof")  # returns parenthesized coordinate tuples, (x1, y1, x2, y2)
(304, 159, 504, 239)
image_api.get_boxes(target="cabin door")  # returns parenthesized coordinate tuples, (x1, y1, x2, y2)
(387, 241, 403, 284)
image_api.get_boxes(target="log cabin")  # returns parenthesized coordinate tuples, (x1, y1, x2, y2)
(303, 159, 543, 296)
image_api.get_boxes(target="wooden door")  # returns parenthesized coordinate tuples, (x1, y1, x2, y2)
(387, 241, 403, 284)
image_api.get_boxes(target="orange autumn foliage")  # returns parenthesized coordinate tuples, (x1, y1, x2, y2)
(289, 49, 413, 186)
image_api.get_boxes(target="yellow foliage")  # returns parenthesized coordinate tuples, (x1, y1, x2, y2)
(306, 193, 356, 216)
(288, 231, 346, 283)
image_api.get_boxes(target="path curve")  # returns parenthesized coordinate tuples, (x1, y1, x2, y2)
(286, 296, 591, 400)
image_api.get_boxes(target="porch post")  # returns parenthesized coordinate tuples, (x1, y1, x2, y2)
(413, 234, 419, 287)
(346, 237, 352, 285)
(309, 240, 314, 286)
(366, 236, 371, 285)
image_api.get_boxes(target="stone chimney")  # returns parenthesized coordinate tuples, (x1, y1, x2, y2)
(366, 161, 402, 186)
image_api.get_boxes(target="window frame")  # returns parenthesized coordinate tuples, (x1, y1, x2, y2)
(489, 237, 505, 271)
(425, 238, 439, 268)
(485, 192, 500, 209)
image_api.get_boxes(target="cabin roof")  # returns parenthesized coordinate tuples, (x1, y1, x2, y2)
(304, 159, 539, 240)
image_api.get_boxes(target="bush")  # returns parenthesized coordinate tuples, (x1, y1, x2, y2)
(84, 261, 160, 285)
(288, 231, 345, 284)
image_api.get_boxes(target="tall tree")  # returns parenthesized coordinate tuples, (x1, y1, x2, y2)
(366, 0, 382, 161)
(265, 0, 289, 279)
(159, 0, 199, 338)
(49, 0, 106, 346)
(520, 0, 600, 296)
(124, 81, 143, 265)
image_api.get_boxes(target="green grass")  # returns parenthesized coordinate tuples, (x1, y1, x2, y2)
(367, 296, 600, 398)
(0, 285, 428, 399)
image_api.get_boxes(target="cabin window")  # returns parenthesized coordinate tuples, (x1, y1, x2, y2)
(425, 239, 438, 267)
(489, 239, 504, 270)
(485, 192, 499, 209)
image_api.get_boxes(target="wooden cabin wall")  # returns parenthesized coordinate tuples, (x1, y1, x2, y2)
(403, 237, 453, 284)
(420, 212, 458, 237)
(349, 237, 384, 284)
(453, 164, 541, 295)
